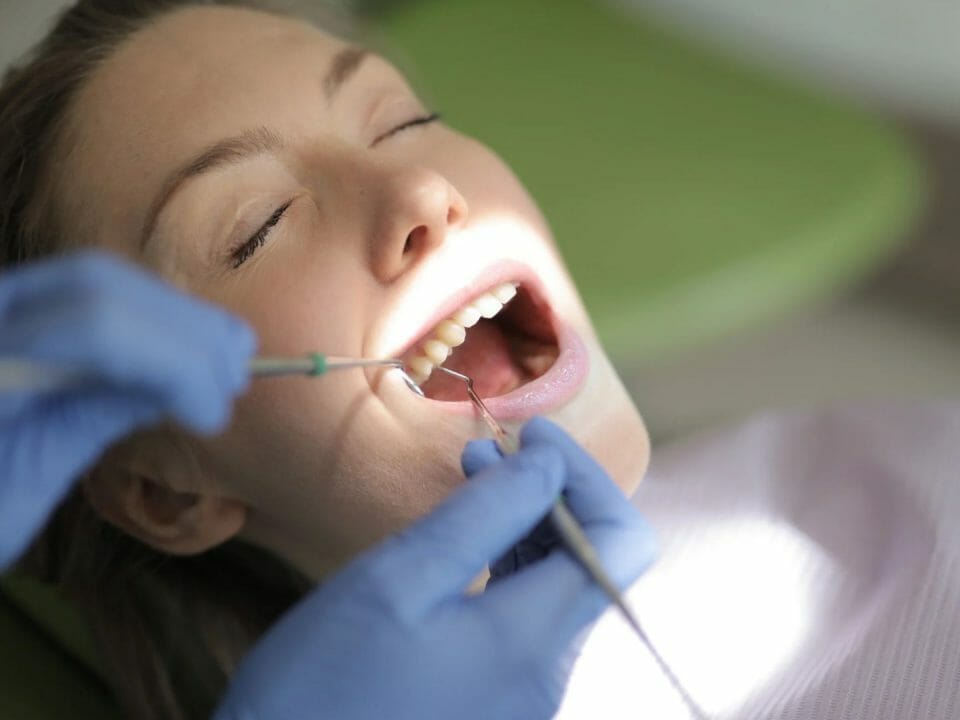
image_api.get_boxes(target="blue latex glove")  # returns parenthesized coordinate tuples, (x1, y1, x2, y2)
(461, 421, 633, 582)
(468, 433, 562, 582)
(215, 418, 656, 720)
(0, 251, 255, 569)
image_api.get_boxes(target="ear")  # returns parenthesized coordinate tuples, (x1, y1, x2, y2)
(84, 432, 247, 556)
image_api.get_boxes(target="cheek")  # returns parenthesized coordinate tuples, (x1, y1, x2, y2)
(202, 379, 469, 569)
(210, 211, 369, 356)
(441, 134, 553, 240)
(552, 345, 650, 497)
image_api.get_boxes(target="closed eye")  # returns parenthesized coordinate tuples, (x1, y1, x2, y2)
(227, 112, 441, 269)
(372, 111, 441, 146)
(230, 200, 292, 269)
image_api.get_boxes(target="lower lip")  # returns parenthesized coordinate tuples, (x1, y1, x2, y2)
(417, 318, 589, 423)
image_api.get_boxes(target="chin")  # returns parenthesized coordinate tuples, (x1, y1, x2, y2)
(575, 349, 650, 497)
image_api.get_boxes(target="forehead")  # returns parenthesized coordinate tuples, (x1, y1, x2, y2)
(61, 6, 348, 254)
(77, 5, 350, 137)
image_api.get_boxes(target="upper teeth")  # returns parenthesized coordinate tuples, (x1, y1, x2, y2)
(407, 282, 518, 385)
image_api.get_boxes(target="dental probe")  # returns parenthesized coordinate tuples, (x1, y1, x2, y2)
(250, 354, 424, 395)
(0, 355, 425, 396)
(431, 365, 709, 720)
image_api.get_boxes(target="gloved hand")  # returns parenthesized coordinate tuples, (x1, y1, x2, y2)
(0, 251, 255, 569)
(215, 417, 655, 720)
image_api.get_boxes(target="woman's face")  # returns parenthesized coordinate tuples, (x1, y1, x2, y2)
(63, 6, 649, 576)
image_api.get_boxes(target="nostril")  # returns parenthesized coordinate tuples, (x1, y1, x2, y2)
(446, 187, 468, 229)
(447, 202, 466, 228)
(404, 226, 427, 255)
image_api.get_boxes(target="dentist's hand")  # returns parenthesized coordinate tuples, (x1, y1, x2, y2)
(215, 418, 656, 720)
(0, 251, 255, 569)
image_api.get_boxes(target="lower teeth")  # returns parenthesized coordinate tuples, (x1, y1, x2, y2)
(510, 336, 559, 378)
(521, 352, 556, 378)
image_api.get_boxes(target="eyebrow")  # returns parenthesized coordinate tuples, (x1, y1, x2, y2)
(140, 127, 283, 250)
(325, 46, 370, 100)
(139, 45, 371, 251)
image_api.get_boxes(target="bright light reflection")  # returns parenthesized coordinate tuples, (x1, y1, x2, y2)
(558, 516, 822, 718)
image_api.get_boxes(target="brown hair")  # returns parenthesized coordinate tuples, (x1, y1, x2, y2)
(0, 1, 358, 717)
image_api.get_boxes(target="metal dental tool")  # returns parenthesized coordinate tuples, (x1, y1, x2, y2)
(1, 354, 425, 396)
(431, 365, 708, 720)
(250, 354, 424, 395)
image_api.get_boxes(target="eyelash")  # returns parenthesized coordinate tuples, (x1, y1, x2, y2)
(231, 200, 292, 269)
(373, 111, 442, 145)
(229, 111, 442, 269)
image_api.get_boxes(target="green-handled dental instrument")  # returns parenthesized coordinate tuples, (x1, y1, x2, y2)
(251, 354, 424, 396)
(0, 354, 423, 395)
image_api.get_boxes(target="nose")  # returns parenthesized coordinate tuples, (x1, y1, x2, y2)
(369, 166, 468, 283)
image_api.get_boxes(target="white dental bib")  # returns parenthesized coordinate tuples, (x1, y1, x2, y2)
(557, 401, 960, 719)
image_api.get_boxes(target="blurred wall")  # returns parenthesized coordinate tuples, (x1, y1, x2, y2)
(0, 0, 71, 69)
(616, 0, 960, 123)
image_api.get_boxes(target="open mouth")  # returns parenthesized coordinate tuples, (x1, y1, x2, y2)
(401, 281, 561, 402)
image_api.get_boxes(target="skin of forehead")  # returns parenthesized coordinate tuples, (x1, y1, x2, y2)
(59, 6, 351, 261)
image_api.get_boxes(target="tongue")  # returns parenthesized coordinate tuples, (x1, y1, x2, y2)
(419, 319, 524, 401)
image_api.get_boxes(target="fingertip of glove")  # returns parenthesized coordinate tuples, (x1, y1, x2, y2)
(177, 393, 232, 436)
(520, 416, 568, 447)
(461, 438, 501, 477)
(636, 515, 660, 566)
(504, 443, 565, 495)
(226, 317, 257, 362)
(234, 318, 257, 353)
(222, 317, 257, 393)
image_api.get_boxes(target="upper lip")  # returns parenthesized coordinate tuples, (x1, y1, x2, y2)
(370, 259, 545, 361)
